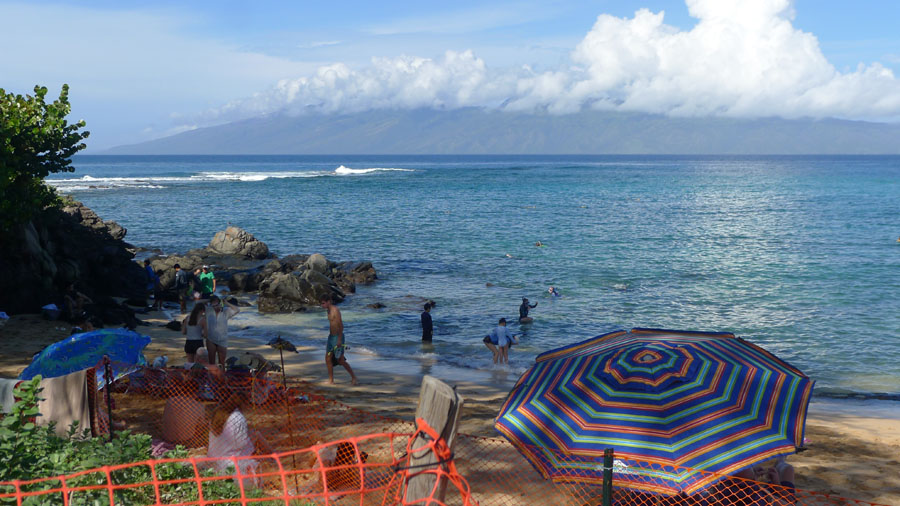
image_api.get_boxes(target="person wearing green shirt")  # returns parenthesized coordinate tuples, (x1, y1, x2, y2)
(199, 265, 216, 298)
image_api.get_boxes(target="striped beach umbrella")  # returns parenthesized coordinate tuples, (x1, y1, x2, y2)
(494, 328, 813, 495)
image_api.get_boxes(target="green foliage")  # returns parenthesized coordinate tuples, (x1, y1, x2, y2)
(0, 84, 89, 233)
(0, 379, 312, 505)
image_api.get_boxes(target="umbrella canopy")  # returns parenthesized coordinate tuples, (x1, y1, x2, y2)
(267, 335, 298, 353)
(495, 328, 813, 495)
(20, 328, 151, 387)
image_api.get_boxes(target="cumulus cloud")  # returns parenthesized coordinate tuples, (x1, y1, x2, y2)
(206, 0, 900, 124)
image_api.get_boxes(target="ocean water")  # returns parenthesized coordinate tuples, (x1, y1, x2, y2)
(48, 155, 900, 399)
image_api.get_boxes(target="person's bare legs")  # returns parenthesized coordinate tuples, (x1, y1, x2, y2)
(326, 352, 335, 383)
(338, 356, 358, 385)
(215, 346, 227, 368)
(484, 342, 499, 363)
(207, 341, 226, 369)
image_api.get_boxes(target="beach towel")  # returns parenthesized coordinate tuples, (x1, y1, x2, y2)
(0, 378, 21, 414)
(36, 370, 90, 436)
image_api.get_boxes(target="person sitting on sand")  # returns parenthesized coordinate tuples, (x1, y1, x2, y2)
(70, 316, 95, 335)
(519, 297, 537, 322)
(181, 302, 207, 363)
(321, 441, 369, 493)
(63, 282, 92, 321)
(207, 393, 270, 488)
(706, 458, 796, 506)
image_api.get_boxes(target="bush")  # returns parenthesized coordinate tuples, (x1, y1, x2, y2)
(0, 85, 89, 234)
(0, 378, 311, 505)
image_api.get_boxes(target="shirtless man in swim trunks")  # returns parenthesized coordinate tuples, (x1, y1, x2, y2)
(321, 297, 359, 385)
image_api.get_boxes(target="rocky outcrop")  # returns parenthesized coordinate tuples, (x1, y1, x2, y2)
(0, 201, 145, 314)
(257, 272, 345, 312)
(206, 227, 270, 259)
(141, 228, 377, 313)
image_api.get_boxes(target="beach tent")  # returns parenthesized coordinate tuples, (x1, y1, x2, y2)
(19, 328, 151, 388)
(494, 328, 813, 495)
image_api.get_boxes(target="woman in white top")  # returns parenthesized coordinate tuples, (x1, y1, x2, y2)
(207, 393, 258, 487)
(205, 295, 239, 368)
(181, 303, 207, 362)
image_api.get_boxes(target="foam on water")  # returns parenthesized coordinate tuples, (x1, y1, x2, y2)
(47, 165, 415, 191)
(334, 165, 414, 175)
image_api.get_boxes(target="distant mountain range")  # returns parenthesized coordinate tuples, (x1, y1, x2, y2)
(106, 108, 900, 154)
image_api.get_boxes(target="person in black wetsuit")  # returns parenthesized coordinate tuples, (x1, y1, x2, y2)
(421, 302, 433, 342)
(519, 297, 537, 322)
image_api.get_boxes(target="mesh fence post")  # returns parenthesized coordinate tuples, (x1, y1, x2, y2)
(404, 375, 464, 503)
(602, 448, 613, 506)
(103, 356, 113, 442)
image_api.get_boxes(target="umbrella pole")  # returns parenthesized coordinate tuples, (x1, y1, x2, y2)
(103, 356, 113, 442)
(279, 348, 287, 389)
(278, 345, 300, 492)
(602, 448, 613, 506)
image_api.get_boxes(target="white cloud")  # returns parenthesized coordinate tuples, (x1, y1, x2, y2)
(214, 0, 900, 124)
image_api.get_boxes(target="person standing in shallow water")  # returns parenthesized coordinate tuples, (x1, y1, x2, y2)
(421, 302, 433, 342)
(321, 297, 358, 385)
(519, 297, 537, 322)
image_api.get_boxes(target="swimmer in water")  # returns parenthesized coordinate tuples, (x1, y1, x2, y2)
(535, 241, 544, 247)
(548, 286, 560, 297)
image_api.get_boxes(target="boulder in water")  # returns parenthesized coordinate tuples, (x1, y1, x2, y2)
(207, 227, 270, 259)
(305, 253, 329, 274)
(257, 272, 344, 313)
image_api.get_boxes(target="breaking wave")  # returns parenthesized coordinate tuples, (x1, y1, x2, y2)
(47, 165, 414, 191)
(334, 165, 414, 175)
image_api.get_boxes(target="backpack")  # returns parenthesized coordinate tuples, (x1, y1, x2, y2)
(174, 269, 189, 289)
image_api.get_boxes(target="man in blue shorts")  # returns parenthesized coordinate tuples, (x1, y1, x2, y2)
(321, 297, 358, 385)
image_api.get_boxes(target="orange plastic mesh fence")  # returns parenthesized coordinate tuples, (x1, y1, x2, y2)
(5, 364, 887, 506)
(0, 418, 474, 505)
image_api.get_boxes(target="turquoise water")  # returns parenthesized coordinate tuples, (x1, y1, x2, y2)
(50, 155, 900, 398)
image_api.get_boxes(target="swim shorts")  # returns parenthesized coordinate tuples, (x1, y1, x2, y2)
(184, 339, 204, 354)
(326, 334, 341, 353)
(327, 334, 345, 366)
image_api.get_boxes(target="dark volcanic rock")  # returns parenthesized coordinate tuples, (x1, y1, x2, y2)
(0, 201, 146, 314)
(332, 261, 377, 294)
(254, 253, 377, 313)
(257, 272, 344, 313)
(147, 227, 275, 295)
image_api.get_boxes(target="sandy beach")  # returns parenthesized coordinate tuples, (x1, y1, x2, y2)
(1, 312, 898, 504)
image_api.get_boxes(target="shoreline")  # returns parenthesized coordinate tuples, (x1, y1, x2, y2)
(1, 312, 899, 503)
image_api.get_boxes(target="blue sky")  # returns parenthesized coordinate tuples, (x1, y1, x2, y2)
(2, 1, 899, 150)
